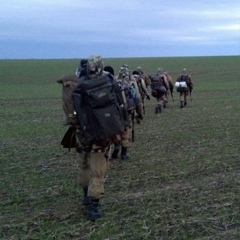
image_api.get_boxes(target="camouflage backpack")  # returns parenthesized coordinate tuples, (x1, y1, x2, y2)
(117, 79, 136, 112)
(149, 74, 167, 98)
(132, 71, 145, 97)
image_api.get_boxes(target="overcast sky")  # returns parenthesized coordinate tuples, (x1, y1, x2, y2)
(1, 0, 239, 59)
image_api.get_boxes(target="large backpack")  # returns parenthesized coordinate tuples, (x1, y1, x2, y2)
(135, 77, 145, 97)
(176, 74, 192, 93)
(73, 74, 125, 144)
(132, 72, 144, 97)
(117, 79, 136, 111)
(149, 74, 167, 98)
(57, 74, 79, 125)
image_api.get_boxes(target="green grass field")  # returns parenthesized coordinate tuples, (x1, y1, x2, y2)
(0, 56, 240, 239)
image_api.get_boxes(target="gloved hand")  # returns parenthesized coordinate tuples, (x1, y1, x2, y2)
(146, 95, 150, 100)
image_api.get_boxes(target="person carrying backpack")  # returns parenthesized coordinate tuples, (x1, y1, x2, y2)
(175, 68, 193, 108)
(157, 68, 170, 106)
(75, 59, 88, 78)
(160, 68, 174, 102)
(111, 66, 143, 160)
(103, 65, 130, 130)
(132, 70, 150, 116)
(134, 66, 151, 87)
(149, 69, 169, 114)
(58, 55, 126, 221)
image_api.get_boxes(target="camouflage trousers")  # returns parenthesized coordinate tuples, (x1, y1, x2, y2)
(179, 91, 189, 102)
(156, 94, 168, 106)
(121, 127, 131, 148)
(77, 144, 111, 200)
(121, 110, 134, 148)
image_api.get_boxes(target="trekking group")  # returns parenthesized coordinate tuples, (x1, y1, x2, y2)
(57, 55, 193, 221)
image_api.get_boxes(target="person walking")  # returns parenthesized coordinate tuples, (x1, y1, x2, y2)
(111, 66, 143, 160)
(74, 55, 125, 221)
(175, 68, 193, 108)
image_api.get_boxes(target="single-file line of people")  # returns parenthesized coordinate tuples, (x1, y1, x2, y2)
(57, 55, 194, 222)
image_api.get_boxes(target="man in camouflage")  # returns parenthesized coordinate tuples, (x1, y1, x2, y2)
(162, 68, 174, 102)
(135, 66, 151, 87)
(176, 68, 193, 108)
(150, 68, 169, 113)
(111, 65, 143, 160)
(75, 55, 124, 221)
(131, 70, 150, 116)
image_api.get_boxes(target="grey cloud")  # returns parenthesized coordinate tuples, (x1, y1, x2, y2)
(0, 0, 239, 58)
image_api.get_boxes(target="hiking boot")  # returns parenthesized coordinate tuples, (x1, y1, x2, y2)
(87, 197, 103, 221)
(121, 147, 129, 160)
(180, 101, 184, 108)
(121, 154, 129, 160)
(135, 115, 142, 124)
(184, 101, 187, 106)
(111, 148, 119, 159)
(163, 100, 167, 108)
(158, 105, 162, 113)
(82, 187, 91, 206)
(155, 106, 159, 114)
(111, 143, 120, 159)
